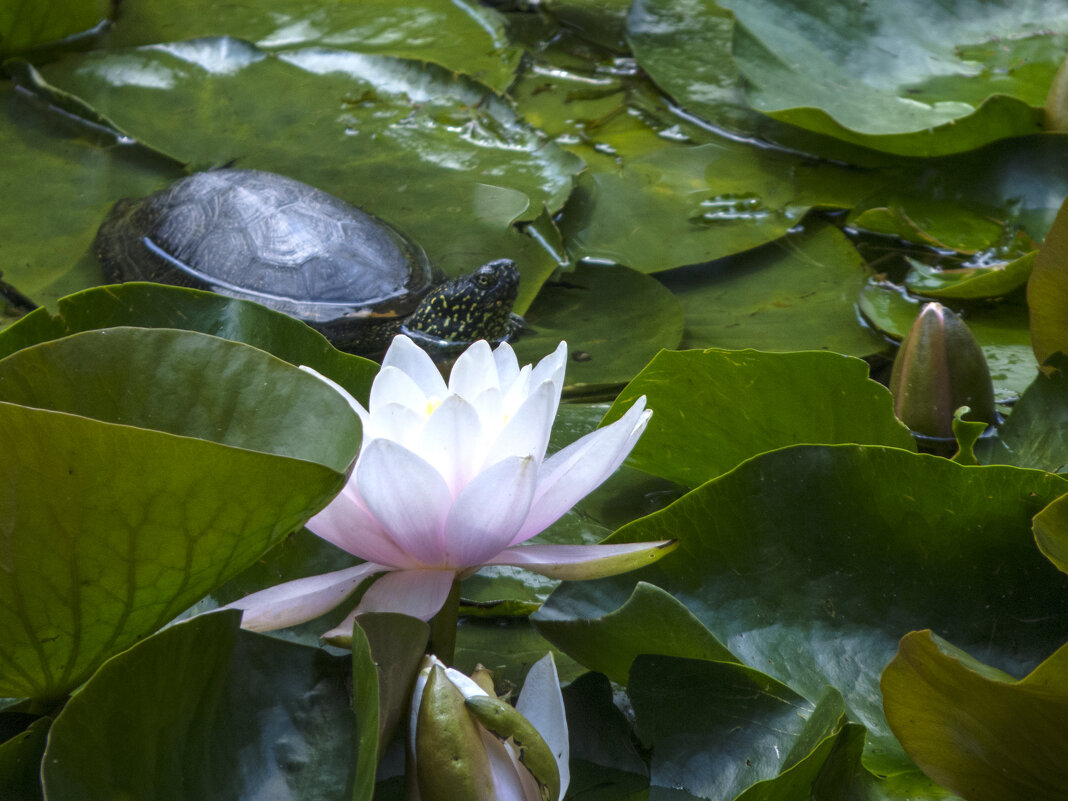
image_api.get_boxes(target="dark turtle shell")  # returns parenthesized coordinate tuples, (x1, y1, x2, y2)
(95, 169, 437, 334)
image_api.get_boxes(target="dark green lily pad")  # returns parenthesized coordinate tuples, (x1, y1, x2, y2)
(0, 84, 183, 314)
(0, 329, 356, 700)
(976, 353, 1068, 471)
(601, 348, 914, 487)
(882, 630, 1068, 801)
(511, 262, 684, 395)
(98, 0, 522, 92)
(659, 224, 887, 357)
(630, 655, 851, 801)
(42, 611, 359, 800)
(0, 0, 108, 57)
(535, 445, 1068, 772)
(559, 143, 879, 272)
(0, 716, 49, 801)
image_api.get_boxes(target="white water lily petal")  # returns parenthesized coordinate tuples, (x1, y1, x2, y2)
(419, 394, 484, 495)
(363, 401, 424, 450)
(516, 653, 569, 801)
(469, 385, 505, 442)
(355, 568, 457, 620)
(357, 438, 451, 564)
(369, 365, 432, 417)
(381, 334, 447, 399)
(449, 339, 499, 399)
(529, 341, 567, 418)
(306, 487, 413, 568)
(227, 562, 382, 632)
(481, 728, 534, 801)
(513, 398, 650, 544)
(298, 365, 368, 424)
(445, 455, 537, 566)
(500, 364, 533, 417)
(482, 380, 556, 470)
(491, 340, 520, 388)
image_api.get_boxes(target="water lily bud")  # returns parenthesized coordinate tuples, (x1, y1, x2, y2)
(409, 654, 568, 801)
(889, 302, 996, 440)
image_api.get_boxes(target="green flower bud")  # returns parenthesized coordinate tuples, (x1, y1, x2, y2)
(408, 654, 569, 801)
(889, 302, 996, 440)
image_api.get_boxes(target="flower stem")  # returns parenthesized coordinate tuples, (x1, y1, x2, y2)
(428, 577, 461, 665)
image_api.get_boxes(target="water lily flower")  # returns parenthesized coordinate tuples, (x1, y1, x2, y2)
(410, 652, 568, 801)
(229, 335, 675, 642)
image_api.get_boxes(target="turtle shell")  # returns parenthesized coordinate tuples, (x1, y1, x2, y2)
(95, 169, 437, 328)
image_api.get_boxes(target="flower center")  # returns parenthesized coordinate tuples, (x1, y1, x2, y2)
(424, 395, 443, 417)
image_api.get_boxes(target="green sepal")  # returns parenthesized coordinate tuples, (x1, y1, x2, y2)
(464, 694, 560, 801)
(950, 406, 988, 465)
(415, 666, 495, 801)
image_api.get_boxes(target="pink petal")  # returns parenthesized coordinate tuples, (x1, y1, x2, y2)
(357, 439, 452, 564)
(354, 568, 457, 620)
(445, 455, 537, 566)
(418, 394, 484, 494)
(512, 398, 650, 544)
(306, 485, 413, 567)
(483, 540, 676, 580)
(482, 380, 556, 469)
(381, 334, 447, 398)
(224, 562, 383, 631)
(449, 339, 499, 399)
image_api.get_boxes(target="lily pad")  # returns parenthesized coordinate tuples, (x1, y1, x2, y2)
(34, 38, 583, 310)
(98, 0, 522, 92)
(630, 0, 1068, 156)
(0, 84, 183, 314)
(0, 716, 49, 801)
(882, 630, 1068, 801)
(0, 0, 108, 57)
(0, 329, 357, 700)
(904, 253, 1035, 300)
(42, 611, 359, 800)
(0, 282, 378, 403)
(559, 142, 879, 272)
(602, 347, 914, 488)
(659, 224, 887, 357)
(511, 262, 684, 395)
(535, 445, 1068, 772)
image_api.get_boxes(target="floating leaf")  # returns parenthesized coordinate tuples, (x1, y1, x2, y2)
(882, 630, 1068, 801)
(42, 612, 359, 800)
(99, 0, 522, 92)
(537, 445, 1068, 771)
(0, 329, 357, 699)
(0, 0, 108, 57)
(904, 254, 1035, 301)
(602, 348, 914, 487)
(660, 224, 886, 357)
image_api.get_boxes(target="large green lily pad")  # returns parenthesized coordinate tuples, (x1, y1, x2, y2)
(42, 611, 359, 800)
(629, 0, 1068, 156)
(601, 348, 914, 487)
(0, 329, 357, 700)
(660, 224, 887, 356)
(882, 630, 1068, 801)
(98, 0, 522, 92)
(535, 445, 1068, 771)
(0, 0, 108, 57)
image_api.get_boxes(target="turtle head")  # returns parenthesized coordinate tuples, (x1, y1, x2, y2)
(401, 258, 521, 347)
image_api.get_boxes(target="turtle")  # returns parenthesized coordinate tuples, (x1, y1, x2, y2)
(94, 168, 522, 356)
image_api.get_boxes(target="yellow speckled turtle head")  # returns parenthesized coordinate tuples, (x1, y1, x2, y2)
(401, 258, 520, 346)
